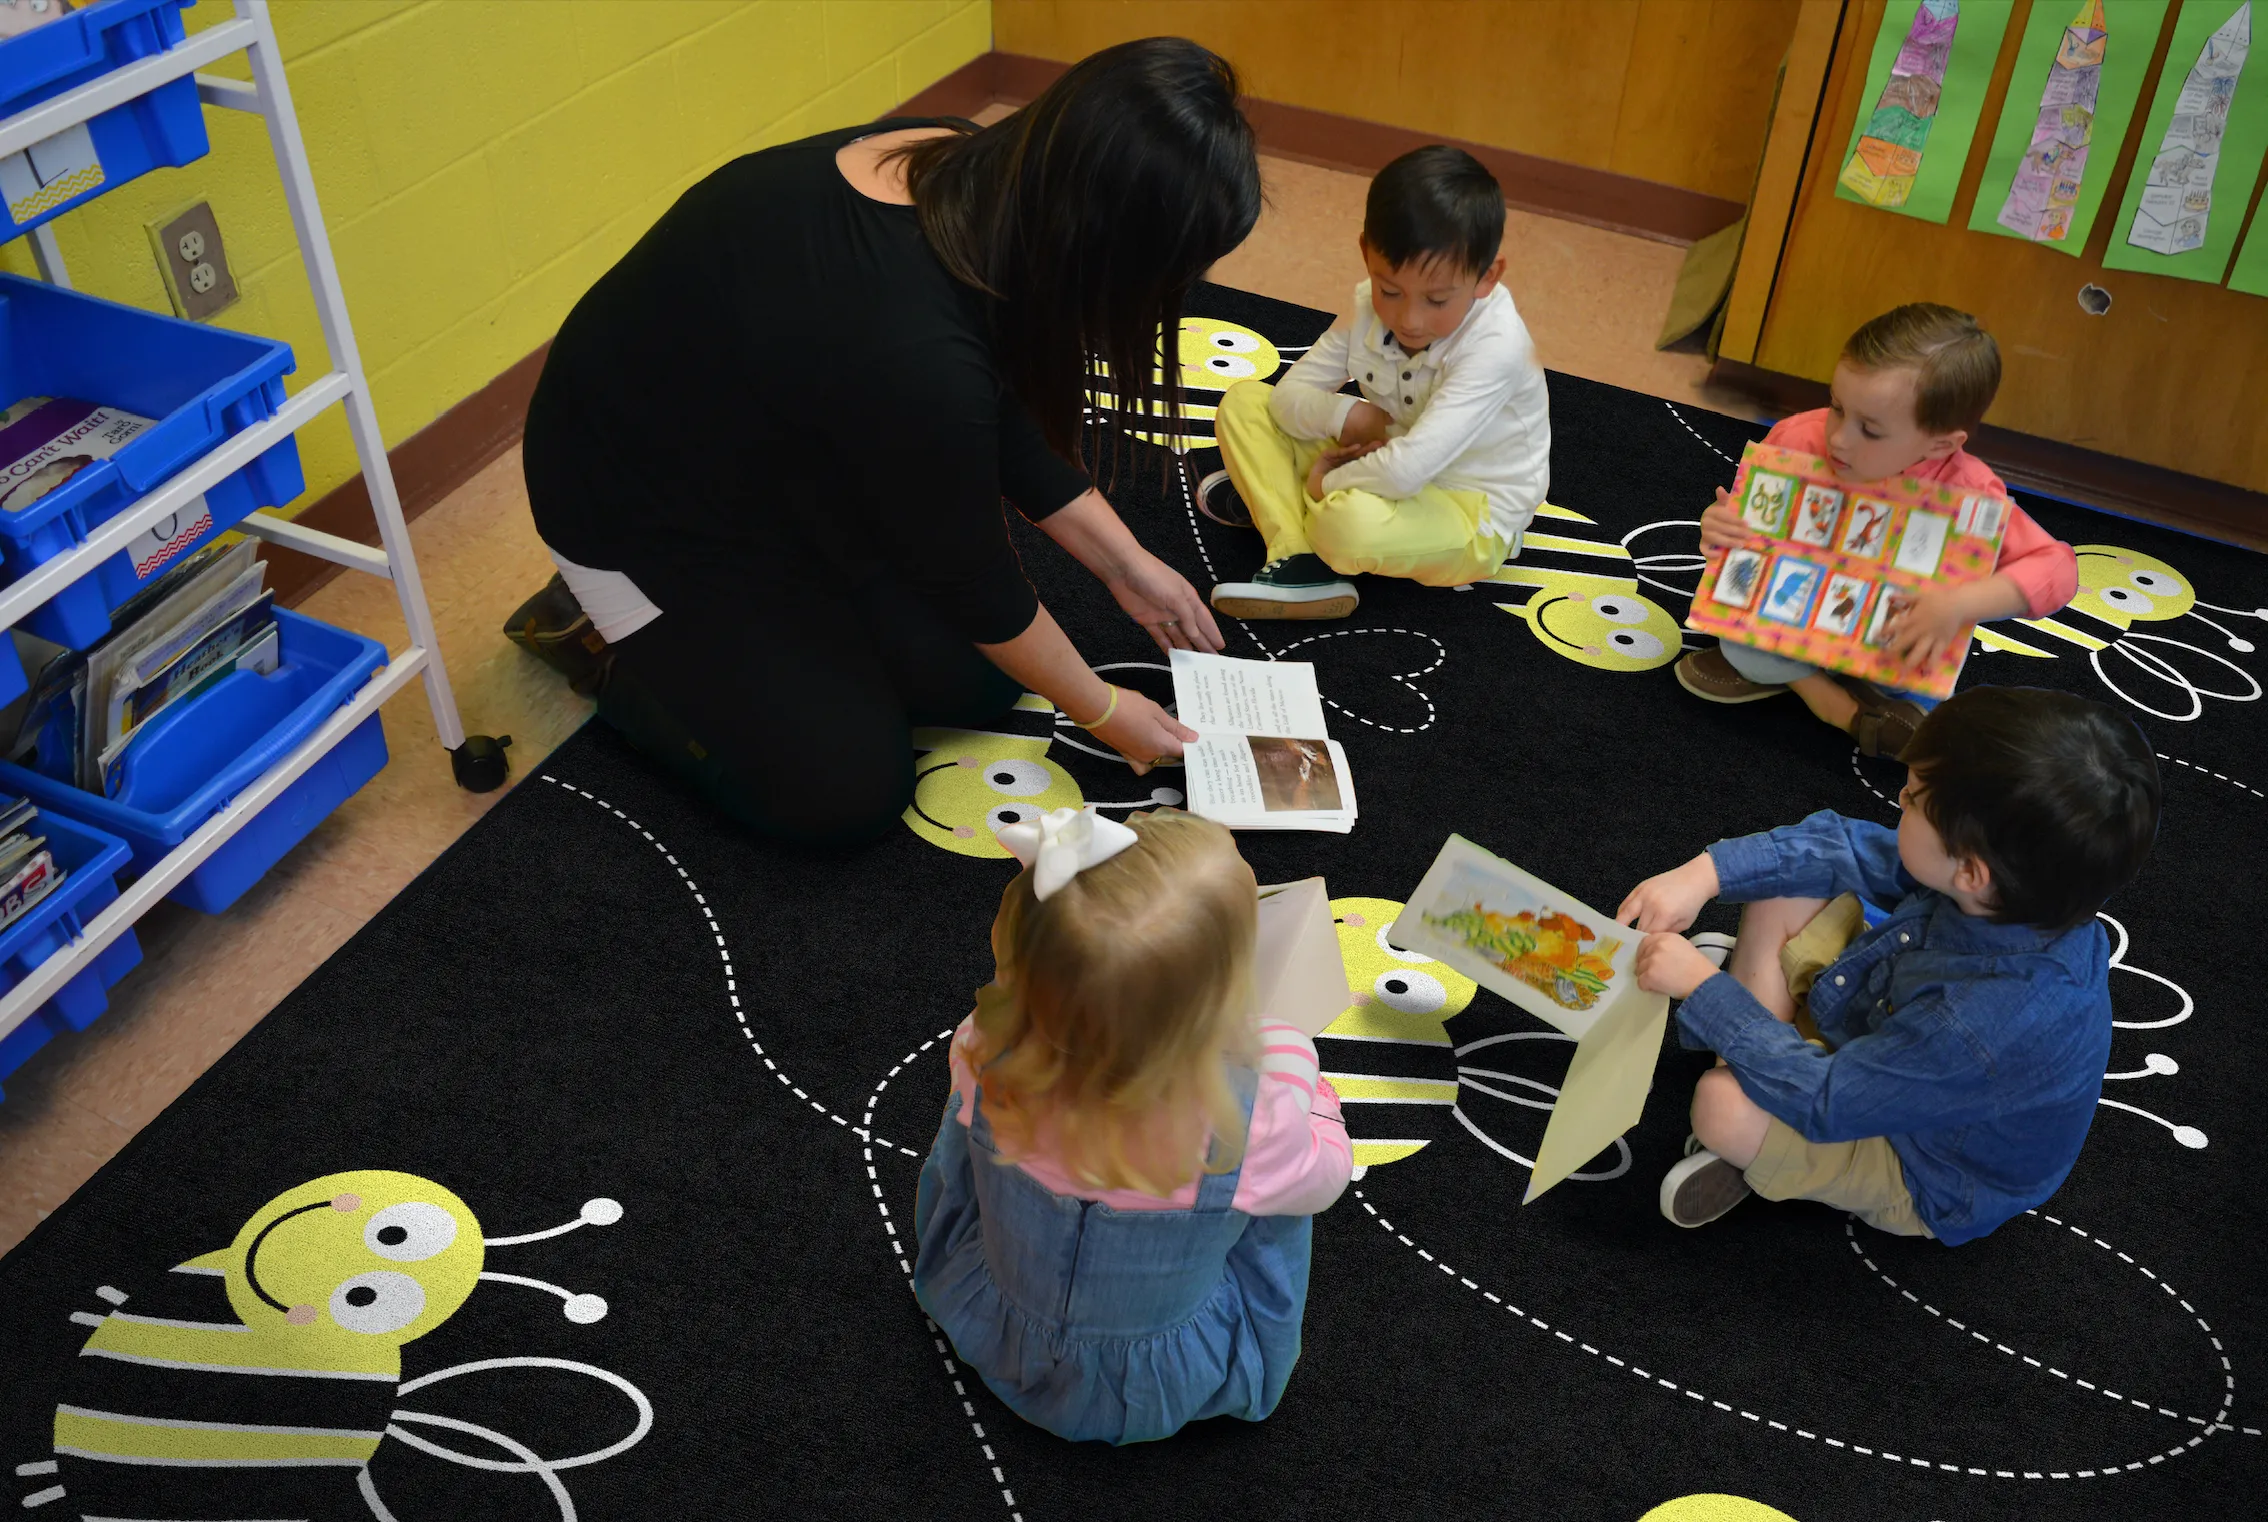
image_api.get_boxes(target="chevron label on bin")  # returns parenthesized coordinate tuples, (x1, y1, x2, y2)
(1, 123, 107, 225)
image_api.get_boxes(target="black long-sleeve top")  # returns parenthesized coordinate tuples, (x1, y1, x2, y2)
(522, 120, 1090, 644)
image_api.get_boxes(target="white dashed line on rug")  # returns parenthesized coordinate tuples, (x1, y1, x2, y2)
(537, 776, 920, 1158)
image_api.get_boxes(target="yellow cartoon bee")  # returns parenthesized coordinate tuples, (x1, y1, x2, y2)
(1492, 515, 1684, 674)
(1637, 1497, 1803, 1522)
(1314, 897, 1475, 1173)
(17, 1170, 648, 1520)
(1969, 545, 2264, 720)
(905, 722, 1087, 860)
(1091, 316, 1294, 450)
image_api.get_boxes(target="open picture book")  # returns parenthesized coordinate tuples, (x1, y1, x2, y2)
(1685, 441, 2014, 700)
(1388, 836, 1668, 1203)
(1170, 650, 1355, 833)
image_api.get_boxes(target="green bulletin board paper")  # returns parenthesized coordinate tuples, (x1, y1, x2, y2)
(2231, 210, 2268, 294)
(1835, 0, 2018, 223)
(1966, 0, 2172, 254)
(2102, 0, 2268, 283)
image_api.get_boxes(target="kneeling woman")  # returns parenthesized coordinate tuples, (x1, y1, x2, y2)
(519, 41, 1257, 845)
(915, 808, 1352, 1443)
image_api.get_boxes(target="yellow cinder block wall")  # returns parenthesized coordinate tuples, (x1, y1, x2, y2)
(0, 0, 993, 517)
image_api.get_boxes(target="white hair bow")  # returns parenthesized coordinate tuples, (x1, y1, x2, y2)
(995, 806, 1139, 901)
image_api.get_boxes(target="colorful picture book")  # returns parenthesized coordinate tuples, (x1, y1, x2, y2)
(1686, 443, 2013, 699)
(0, 793, 63, 936)
(0, 393, 218, 577)
(9, 539, 279, 798)
(1387, 836, 1668, 1203)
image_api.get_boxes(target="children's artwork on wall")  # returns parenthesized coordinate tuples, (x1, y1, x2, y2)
(1835, 0, 2016, 222)
(1687, 443, 2013, 698)
(1760, 557, 1826, 625)
(1969, 1, 2172, 251)
(2102, 1, 2268, 282)
(2126, 2, 2251, 255)
(1815, 574, 1873, 638)
(1712, 548, 1766, 608)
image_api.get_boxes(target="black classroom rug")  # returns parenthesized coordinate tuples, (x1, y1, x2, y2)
(3, 283, 2265, 1522)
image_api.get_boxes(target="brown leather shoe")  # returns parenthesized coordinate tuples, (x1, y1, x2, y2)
(503, 574, 612, 696)
(1675, 647, 1786, 704)
(1845, 679, 1927, 760)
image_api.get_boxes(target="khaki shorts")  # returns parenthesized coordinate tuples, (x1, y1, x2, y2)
(1744, 894, 1933, 1239)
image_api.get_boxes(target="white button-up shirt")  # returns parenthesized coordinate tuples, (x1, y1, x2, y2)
(1267, 280, 1550, 544)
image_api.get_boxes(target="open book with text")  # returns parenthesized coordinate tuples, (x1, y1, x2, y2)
(1170, 650, 1356, 834)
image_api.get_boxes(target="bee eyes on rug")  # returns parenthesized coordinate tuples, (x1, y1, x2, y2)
(988, 804, 1041, 835)
(365, 1201, 457, 1261)
(1370, 969, 1450, 1014)
(329, 1269, 425, 1334)
(1605, 628, 1667, 659)
(1589, 596, 1650, 625)
(983, 759, 1052, 796)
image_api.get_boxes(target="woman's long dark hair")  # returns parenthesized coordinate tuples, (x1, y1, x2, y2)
(894, 38, 1262, 465)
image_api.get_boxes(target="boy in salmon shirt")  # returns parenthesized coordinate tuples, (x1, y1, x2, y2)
(1678, 304, 2077, 758)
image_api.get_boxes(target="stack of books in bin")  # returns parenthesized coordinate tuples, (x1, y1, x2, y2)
(0, 792, 61, 932)
(9, 537, 277, 798)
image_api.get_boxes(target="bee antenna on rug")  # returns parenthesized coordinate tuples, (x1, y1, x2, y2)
(477, 1270, 610, 1324)
(481, 1196, 623, 1248)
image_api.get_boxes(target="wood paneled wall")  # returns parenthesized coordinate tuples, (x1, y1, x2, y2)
(993, 0, 1804, 202)
(1746, 0, 2268, 496)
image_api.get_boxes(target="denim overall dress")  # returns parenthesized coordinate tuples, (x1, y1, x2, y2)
(912, 1067, 1314, 1444)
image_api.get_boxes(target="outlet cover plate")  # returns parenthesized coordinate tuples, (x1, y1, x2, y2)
(149, 201, 237, 321)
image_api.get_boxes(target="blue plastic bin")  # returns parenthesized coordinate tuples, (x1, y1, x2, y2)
(0, 807, 143, 1102)
(0, 608, 389, 914)
(0, 1, 207, 241)
(0, 273, 304, 660)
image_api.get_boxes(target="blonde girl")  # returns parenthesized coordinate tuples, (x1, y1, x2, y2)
(912, 807, 1351, 1444)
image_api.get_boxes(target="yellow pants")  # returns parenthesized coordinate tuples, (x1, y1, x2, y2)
(1215, 380, 1508, 586)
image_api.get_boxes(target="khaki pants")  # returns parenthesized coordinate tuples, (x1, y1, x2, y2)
(1215, 381, 1509, 586)
(1744, 894, 1933, 1238)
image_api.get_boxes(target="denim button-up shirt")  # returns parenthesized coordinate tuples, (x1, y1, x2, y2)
(1680, 811, 2112, 1245)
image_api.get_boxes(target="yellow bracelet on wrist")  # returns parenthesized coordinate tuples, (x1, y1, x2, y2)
(1073, 684, 1120, 730)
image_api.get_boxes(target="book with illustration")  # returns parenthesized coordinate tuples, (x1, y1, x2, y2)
(1169, 650, 1356, 833)
(1390, 836, 1668, 1202)
(1686, 442, 2014, 699)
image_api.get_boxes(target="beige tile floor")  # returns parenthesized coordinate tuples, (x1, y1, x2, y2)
(0, 150, 1753, 1256)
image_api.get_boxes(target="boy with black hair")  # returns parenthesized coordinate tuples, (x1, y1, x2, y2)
(1209, 145, 1549, 620)
(1616, 686, 2161, 1243)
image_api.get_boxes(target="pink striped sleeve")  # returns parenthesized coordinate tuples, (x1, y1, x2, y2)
(1232, 1024, 1353, 1217)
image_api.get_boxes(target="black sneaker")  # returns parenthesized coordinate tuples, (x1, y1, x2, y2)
(1659, 1147, 1752, 1227)
(1210, 554, 1358, 621)
(503, 573, 612, 695)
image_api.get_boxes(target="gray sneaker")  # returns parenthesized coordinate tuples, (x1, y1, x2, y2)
(1211, 554, 1359, 621)
(1660, 1147, 1752, 1227)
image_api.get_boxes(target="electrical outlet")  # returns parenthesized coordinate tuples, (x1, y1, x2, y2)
(147, 201, 237, 321)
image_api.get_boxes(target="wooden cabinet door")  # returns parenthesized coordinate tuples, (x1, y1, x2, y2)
(1745, 0, 2268, 495)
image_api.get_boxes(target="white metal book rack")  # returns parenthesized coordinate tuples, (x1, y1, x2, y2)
(0, 0, 508, 1050)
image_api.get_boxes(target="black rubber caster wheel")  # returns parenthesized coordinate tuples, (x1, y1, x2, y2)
(450, 733, 512, 792)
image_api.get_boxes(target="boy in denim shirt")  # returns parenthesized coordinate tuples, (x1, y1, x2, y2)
(1616, 687, 2160, 1242)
